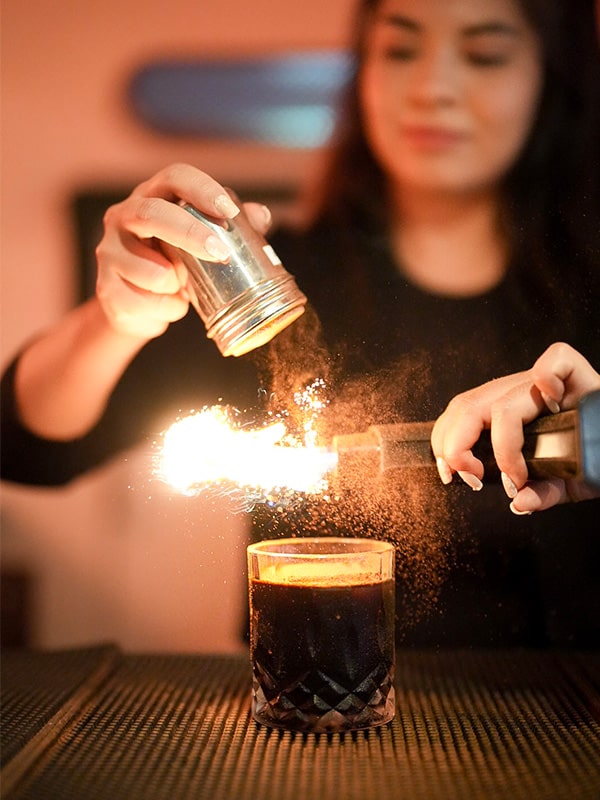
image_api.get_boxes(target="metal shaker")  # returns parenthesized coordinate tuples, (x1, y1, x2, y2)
(167, 197, 307, 357)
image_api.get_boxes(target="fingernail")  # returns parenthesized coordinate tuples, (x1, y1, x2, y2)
(436, 457, 453, 485)
(260, 204, 272, 226)
(510, 501, 532, 516)
(458, 471, 483, 491)
(204, 234, 231, 261)
(541, 392, 560, 414)
(501, 472, 518, 499)
(214, 193, 240, 218)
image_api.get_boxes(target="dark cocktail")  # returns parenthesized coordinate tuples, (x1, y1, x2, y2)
(247, 537, 395, 732)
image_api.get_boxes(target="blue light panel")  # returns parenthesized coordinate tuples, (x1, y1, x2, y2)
(128, 51, 353, 149)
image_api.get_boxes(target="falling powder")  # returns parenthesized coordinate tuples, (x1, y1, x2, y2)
(249, 307, 459, 633)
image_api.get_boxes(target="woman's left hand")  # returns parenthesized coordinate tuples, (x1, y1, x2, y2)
(431, 343, 600, 513)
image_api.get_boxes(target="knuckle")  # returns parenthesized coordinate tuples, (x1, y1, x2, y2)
(101, 200, 121, 231)
(449, 392, 478, 417)
(180, 216, 205, 249)
(161, 162, 186, 183)
(443, 442, 469, 465)
(134, 196, 161, 225)
(490, 398, 511, 423)
(547, 341, 570, 358)
(194, 172, 218, 195)
(94, 241, 106, 267)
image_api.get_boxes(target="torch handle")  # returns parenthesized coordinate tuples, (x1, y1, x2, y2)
(332, 389, 600, 487)
(368, 410, 580, 481)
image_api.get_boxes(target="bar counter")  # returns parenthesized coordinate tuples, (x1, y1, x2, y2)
(1, 646, 599, 799)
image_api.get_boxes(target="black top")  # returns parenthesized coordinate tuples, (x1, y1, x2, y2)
(2, 223, 600, 648)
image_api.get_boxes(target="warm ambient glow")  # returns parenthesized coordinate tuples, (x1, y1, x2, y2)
(158, 404, 337, 502)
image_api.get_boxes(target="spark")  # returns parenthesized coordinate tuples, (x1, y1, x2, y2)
(293, 377, 329, 448)
(157, 404, 338, 502)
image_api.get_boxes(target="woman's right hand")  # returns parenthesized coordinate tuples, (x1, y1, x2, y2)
(95, 163, 271, 340)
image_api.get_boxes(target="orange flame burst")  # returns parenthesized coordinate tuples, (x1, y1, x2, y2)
(158, 399, 337, 503)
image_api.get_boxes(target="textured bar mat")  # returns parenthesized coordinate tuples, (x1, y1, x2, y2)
(1, 648, 599, 800)
(1, 645, 119, 768)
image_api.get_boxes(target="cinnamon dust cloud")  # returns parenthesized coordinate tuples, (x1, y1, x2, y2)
(252, 306, 459, 634)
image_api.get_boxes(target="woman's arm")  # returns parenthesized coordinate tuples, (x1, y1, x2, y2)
(14, 297, 150, 439)
(6, 164, 273, 442)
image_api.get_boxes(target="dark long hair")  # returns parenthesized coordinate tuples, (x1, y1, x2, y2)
(304, 0, 600, 283)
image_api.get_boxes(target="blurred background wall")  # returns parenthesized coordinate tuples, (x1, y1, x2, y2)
(0, 0, 353, 653)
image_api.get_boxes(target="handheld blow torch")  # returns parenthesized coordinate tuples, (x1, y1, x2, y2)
(331, 390, 600, 488)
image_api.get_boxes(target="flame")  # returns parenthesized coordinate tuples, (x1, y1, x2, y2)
(158, 404, 337, 500)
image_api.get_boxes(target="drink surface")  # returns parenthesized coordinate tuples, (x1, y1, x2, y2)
(256, 561, 386, 587)
(249, 576, 395, 732)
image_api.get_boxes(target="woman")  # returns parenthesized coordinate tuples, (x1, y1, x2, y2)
(2, 0, 600, 646)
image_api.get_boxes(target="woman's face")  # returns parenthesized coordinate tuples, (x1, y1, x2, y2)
(359, 0, 543, 197)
